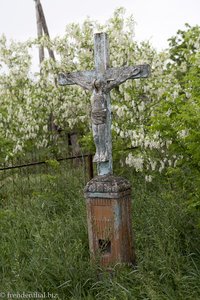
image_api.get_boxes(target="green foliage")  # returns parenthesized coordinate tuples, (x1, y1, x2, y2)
(151, 24, 200, 212)
(168, 24, 200, 67)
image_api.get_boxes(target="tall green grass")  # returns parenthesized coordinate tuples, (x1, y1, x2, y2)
(0, 162, 200, 299)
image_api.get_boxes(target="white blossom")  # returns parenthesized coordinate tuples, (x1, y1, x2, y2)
(145, 175, 153, 182)
(126, 154, 144, 172)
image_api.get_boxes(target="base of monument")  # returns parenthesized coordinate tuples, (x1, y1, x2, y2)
(84, 175, 136, 267)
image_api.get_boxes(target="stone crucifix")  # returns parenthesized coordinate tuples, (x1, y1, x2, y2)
(58, 32, 150, 176)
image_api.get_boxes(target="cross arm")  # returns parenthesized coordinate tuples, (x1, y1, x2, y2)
(106, 64, 150, 91)
(58, 70, 96, 91)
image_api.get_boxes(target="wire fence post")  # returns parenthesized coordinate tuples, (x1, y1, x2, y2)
(88, 154, 94, 180)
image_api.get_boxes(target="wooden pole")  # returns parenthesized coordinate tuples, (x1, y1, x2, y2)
(36, 0, 55, 61)
(34, 0, 55, 63)
(34, 0, 57, 132)
(34, 0, 44, 64)
(34, 0, 81, 154)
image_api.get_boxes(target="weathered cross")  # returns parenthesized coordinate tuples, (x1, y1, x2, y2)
(58, 32, 150, 176)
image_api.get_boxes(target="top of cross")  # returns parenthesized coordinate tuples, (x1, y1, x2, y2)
(58, 32, 150, 92)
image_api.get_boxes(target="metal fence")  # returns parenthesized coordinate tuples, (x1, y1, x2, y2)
(0, 150, 94, 199)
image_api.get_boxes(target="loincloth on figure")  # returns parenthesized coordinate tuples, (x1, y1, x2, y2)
(91, 109, 107, 125)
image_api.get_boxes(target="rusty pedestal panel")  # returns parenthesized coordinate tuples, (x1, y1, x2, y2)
(84, 175, 136, 267)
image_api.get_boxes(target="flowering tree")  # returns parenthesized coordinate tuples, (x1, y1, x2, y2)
(0, 8, 162, 165)
(0, 8, 199, 196)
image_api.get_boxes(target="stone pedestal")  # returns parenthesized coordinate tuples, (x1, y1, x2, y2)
(84, 175, 136, 267)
